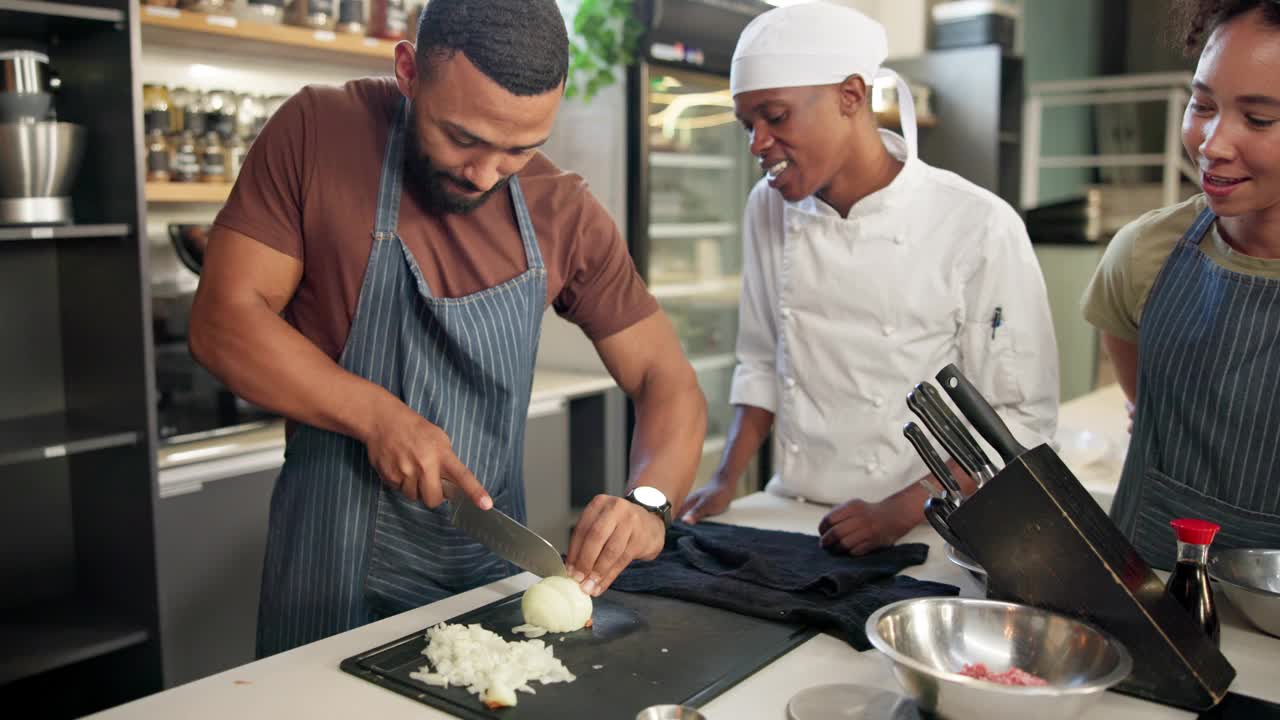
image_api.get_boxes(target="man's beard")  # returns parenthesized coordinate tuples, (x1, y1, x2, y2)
(402, 114, 510, 215)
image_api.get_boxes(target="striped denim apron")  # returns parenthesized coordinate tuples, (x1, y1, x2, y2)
(1111, 207, 1280, 569)
(255, 97, 545, 657)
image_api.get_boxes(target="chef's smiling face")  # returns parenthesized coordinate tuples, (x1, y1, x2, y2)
(734, 78, 862, 203)
(397, 46, 560, 214)
(1183, 8, 1280, 219)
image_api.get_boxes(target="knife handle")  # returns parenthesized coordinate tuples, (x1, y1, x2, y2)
(935, 363, 1027, 463)
(903, 422, 963, 505)
(907, 388, 980, 490)
(916, 380, 997, 475)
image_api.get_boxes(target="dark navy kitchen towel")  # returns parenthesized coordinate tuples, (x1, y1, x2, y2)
(611, 521, 959, 651)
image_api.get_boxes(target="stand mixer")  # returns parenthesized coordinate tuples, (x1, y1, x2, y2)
(1, 49, 87, 225)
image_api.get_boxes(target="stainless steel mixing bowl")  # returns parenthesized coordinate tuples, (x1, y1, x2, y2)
(0, 121, 87, 198)
(1209, 548, 1280, 638)
(865, 597, 1132, 720)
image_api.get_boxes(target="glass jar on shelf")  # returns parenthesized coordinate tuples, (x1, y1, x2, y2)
(200, 131, 229, 181)
(335, 0, 366, 34)
(288, 0, 337, 29)
(142, 84, 171, 136)
(224, 133, 248, 181)
(200, 132, 228, 183)
(143, 0, 180, 7)
(204, 89, 237, 139)
(240, 0, 289, 24)
(369, 0, 409, 40)
(179, 0, 235, 14)
(171, 130, 201, 183)
(145, 128, 173, 182)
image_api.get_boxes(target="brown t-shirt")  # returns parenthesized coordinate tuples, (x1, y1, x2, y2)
(213, 77, 657, 362)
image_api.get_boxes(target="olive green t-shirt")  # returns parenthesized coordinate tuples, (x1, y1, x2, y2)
(1082, 193, 1280, 342)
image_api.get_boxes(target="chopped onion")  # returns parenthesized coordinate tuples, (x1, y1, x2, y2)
(521, 576, 593, 633)
(408, 622, 577, 708)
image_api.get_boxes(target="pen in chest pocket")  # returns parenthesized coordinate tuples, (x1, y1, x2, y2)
(991, 306, 1003, 340)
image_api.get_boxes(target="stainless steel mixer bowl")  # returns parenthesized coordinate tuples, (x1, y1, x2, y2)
(1209, 548, 1280, 638)
(865, 597, 1133, 720)
(0, 121, 87, 198)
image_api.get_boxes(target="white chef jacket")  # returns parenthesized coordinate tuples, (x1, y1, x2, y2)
(730, 130, 1059, 506)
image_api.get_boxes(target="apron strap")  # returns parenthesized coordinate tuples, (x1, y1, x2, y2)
(506, 176, 544, 271)
(1181, 207, 1217, 248)
(373, 96, 409, 240)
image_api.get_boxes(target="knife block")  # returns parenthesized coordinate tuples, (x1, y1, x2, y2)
(946, 443, 1236, 711)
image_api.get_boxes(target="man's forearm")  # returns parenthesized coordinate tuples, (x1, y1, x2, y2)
(189, 297, 396, 443)
(713, 404, 774, 488)
(624, 366, 707, 511)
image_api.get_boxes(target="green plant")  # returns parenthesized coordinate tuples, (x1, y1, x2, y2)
(567, 0, 643, 100)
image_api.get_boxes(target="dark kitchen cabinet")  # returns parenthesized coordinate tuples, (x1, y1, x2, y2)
(0, 0, 164, 716)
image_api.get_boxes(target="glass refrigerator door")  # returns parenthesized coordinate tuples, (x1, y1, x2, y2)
(644, 66, 764, 491)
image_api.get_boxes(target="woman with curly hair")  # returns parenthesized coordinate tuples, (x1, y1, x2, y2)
(1082, 0, 1280, 568)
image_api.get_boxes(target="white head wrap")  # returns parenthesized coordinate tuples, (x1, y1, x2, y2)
(730, 1, 917, 158)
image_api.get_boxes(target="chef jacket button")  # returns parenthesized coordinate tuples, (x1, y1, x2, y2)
(788, 220, 801, 233)
(788, 442, 799, 454)
(882, 325, 895, 336)
(893, 234, 905, 245)
(780, 307, 792, 319)
(866, 461, 879, 473)
(873, 396, 885, 408)
(784, 377, 796, 388)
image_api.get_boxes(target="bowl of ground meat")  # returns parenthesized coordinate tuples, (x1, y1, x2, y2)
(865, 597, 1132, 719)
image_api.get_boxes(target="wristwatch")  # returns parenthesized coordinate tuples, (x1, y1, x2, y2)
(624, 486, 673, 527)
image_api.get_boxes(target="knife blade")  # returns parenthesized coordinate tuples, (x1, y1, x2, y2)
(445, 483, 568, 579)
(915, 381, 998, 486)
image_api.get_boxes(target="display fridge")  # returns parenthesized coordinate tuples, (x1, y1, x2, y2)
(627, 0, 772, 493)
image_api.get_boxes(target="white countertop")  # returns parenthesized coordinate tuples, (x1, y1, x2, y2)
(100, 383, 1278, 719)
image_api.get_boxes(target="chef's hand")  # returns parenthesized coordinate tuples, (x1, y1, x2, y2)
(566, 494, 665, 597)
(1126, 399, 1135, 434)
(362, 400, 493, 511)
(818, 498, 912, 556)
(677, 477, 735, 524)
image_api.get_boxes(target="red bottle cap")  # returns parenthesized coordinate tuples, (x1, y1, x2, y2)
(1171, 518, 1221, 545)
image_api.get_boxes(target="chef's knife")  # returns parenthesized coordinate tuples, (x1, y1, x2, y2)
(915, 381, 998, 486)
(935, 363, 1028, 464)
(445, 483, 568, 579)
(903, 422, 962, 509)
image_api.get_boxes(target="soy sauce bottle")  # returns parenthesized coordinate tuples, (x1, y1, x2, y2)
(1166, 518, 1221, 647)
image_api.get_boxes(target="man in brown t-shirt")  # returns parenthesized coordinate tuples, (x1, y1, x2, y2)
(189, 0, 707, 656)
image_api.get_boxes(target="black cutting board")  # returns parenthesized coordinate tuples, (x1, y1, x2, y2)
(340, 588, 818, 719)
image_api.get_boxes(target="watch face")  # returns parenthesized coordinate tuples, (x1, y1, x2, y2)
(632, 485, 668, 508)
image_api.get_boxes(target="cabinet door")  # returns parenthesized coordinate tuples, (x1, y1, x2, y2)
(155, 466, 277, 688)
(522, 403, 570, 553)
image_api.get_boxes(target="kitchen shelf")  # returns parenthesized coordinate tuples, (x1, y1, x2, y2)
(140, 5, 396, 67)
(0, 411, 141, 468)
(0, 224, 130, 242)
(145, 181, 232, 204)
(0, 596, 150, 686)
(0, 0, 125, 23)
(650, 152, 736, 170)
(651, 276, 741, 300)
(649, 222, 737, 240)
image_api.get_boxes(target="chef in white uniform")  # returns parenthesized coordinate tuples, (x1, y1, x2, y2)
(679, 2, 1059, 555)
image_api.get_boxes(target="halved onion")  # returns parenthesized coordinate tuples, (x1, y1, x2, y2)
(521, 576, 593, 633)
